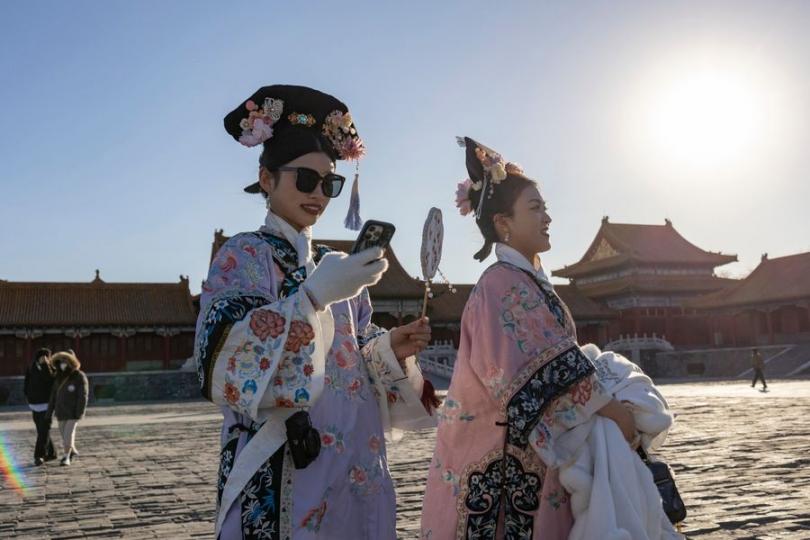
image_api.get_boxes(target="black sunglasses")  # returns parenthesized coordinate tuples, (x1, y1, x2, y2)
(274, 167, 346, 198)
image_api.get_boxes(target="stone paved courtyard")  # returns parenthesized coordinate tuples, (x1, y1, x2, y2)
(2, 380, 809, 539)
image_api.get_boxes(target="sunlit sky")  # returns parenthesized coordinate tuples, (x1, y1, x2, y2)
(2, 1, 809, 292)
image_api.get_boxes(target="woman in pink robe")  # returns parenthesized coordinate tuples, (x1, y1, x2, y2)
(421, 137, 636, 540)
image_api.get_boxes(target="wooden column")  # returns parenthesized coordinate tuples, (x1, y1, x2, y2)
(766, 310, 775, 345)
(155, 327, 180, 370)
(731, 312, 739, 347)
(163, 335, 171, 370)
(111, 328, 136, 371)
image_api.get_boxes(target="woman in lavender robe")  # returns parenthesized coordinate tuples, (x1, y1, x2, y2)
(196, 85, 436, 539)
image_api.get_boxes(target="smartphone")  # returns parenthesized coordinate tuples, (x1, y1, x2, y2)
(351, 220, 396, 255)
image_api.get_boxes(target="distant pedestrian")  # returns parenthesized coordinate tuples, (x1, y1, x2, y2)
(23, 348, 57, 465)
(751, 348, 767, 390)
(48, 351, 88, 466)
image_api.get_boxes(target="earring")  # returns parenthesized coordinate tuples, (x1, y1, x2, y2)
(265, 196, 271, 210)
(504, 232, 511, 243)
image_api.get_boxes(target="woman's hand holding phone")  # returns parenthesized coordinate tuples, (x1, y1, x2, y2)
(303, 248, 388, 310)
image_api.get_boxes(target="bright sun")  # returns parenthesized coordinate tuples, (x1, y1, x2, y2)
(646, 69, 762, 168)
(629, 54, 789, 179)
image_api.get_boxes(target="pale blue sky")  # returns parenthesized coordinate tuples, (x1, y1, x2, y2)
(2, 1, 809, 292)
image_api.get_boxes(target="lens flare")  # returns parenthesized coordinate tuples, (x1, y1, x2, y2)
(0, 432, 27, 496)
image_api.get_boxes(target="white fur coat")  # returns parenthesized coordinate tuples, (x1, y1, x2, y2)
(557, 344, 683, 540)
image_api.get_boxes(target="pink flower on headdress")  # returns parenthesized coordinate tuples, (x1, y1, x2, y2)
(238, 121, 274, 147)
(340, 137, 366, 160)
(455, 179, 473, 217)
(238, 97, 283, 147)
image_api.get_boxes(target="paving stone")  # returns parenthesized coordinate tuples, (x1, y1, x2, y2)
(1, 381, 809, 538)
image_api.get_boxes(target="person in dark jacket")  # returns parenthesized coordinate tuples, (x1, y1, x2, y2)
(48, 351, 89, 466)
(751, 348, 768, 390)
(24, 348, 58, 465)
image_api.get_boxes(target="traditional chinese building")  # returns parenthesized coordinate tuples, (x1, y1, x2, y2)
(687, 252, 810, 346)
(553, 217, 738, 347)
(0, 272, 196, 376)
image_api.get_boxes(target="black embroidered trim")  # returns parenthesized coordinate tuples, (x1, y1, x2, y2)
(506, 346, 595, 449)
(463, 454, 542, 540)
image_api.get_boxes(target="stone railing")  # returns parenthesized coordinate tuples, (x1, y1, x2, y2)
(418, 340, 457, 379)
(0, 370, 202, 407)
(604, 333, 675, 353)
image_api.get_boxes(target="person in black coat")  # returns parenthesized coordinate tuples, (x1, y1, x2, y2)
(23, 348, 58, 465)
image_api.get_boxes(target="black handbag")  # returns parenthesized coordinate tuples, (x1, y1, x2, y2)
(637, 447, 687, 524)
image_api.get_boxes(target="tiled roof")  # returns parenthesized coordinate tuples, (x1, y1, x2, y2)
(554, 218, 736, 278)
(0, 275, 196, 327)
(575, 274, 737, 299)
(688, 252, 810, 309)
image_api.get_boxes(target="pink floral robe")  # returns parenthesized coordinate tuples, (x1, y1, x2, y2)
(421, 252, 611, 540)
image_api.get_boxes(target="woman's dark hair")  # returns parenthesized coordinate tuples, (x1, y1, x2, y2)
(470, 173, 537, 262)
(257, 127, 337, 198)
(34, 348, 51, 361)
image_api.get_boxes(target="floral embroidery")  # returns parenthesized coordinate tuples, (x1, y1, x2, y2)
(285, 320, 315, 352)
(347, 458, 384, 497)
(546, 488, 569, 510)
(259, 357, 270, 371)
(250, 309, 286, 341)
(325, 330, 371, 402)
(436, 397, 476, 425)
(300, 498, 328, 531)
(507, 346, 595, 449)
(196, 292, 268, 400)
(569, 377, 593, 406)
(482, 366, 507, 400)
(500, 282, 547, 356)
(224, 382, 240, 404)
(220, 253, 238, 272)
(349, 465, 367, 485)
(238, 97, 283, 147)
(270, 316, 318, 406)
(239, 442, 286, 539)
(461, 454, 540, 539)
(320, 426, 346, 453)
(368, 435, 381, 454)
(441, 468, 461, 497)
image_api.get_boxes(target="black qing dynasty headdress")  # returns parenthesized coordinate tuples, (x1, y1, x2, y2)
(224, 85, 366, 230)
(454, 136, 524, 219)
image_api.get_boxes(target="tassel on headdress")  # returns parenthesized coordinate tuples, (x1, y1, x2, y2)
(344, 162, 362, 231)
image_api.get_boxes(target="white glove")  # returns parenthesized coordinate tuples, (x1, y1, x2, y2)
(303, 247, 388, 309)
